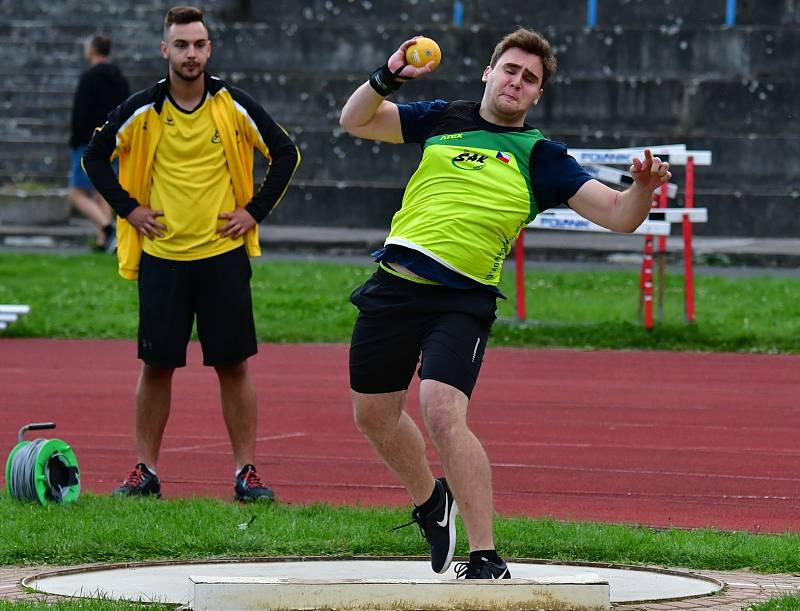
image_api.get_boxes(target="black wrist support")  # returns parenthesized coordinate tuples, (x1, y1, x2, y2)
(369, 64, 406, 97)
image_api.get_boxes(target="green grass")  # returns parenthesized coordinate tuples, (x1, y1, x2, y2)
(3, 493, 800, 609)
(0, 253, 370, 342)
(0, 601, 174, 610)
(1, 253, 798, 352)
(748, 596, 800, 611)
(2, 494, 800, 573)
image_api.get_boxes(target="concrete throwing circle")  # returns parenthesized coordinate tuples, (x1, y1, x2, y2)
(25, 557, 722, 606)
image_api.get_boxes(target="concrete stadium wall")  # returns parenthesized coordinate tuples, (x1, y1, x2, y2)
(0, 0, 797, 236)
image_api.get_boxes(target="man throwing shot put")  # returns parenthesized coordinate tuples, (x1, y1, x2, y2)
(339, 28, 670, 578)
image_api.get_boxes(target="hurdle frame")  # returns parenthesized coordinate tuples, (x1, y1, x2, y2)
(0, 304, 30, 331)
(512, 145, 711, 328)
(513, 210, 673, 324)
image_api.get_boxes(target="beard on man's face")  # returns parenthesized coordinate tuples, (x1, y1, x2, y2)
(171, 60, 205, 82)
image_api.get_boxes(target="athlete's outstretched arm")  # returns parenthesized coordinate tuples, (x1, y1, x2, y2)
(568, 149, 671, 233)
(340, 37, 436, 143)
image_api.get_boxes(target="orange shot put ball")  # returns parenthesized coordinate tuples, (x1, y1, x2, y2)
(405, 37, 442, 69)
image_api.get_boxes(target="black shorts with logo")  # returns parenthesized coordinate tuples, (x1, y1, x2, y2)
(349, 267, 497, 398)
(137, 246, 257, 368)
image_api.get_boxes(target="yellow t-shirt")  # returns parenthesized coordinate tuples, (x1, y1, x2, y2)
(146, 96, 242, 260)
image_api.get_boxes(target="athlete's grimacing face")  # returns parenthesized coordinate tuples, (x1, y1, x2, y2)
(481, 47, 544, 124)
(161, 21, 211, 83)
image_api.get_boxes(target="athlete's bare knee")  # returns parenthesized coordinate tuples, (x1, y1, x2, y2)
(141, 363, 175, 382)
(215, 359, 248, 380)
(352, 391, 404, 436)
(420, 382, 469, 447)
(424, 405, 464, 447)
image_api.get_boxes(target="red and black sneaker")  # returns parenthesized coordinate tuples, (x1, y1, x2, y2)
(234, 464, 275, 502)
(112, 463, 161, 498)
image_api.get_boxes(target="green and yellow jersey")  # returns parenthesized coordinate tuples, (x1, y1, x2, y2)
(376, 100, 592, 289)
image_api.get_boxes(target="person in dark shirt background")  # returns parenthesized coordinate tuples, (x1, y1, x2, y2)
(68, 34, 129, 252)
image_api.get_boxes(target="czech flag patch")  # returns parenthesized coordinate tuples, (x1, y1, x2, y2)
(496, 151, 511, 163)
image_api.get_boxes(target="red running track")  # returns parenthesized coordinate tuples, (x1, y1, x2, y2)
(1, 339, 799, 533)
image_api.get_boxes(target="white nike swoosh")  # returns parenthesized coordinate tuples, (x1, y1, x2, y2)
(436, 493, 450, 527)
(492, 568, 509, 579)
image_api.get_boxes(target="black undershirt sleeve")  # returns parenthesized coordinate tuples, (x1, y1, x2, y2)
(397, 99, 448, 144)
(530, 140, 594, 212)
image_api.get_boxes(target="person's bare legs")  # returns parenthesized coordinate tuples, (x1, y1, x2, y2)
(134, 364, 175, 467)
(67, 186, 112, 245)
(216, 359, 257, 470)
(92, 190, 114, 224)
(420, 379, 494, 552)
(352, 389, 435, 505)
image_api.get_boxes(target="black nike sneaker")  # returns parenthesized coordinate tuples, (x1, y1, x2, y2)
(394, 477, 459, 573)
(455, 556, 512, 579)
(112, 463, 161, 498)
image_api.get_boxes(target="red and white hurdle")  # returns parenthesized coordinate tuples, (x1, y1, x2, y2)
(513, 145, 711, 329)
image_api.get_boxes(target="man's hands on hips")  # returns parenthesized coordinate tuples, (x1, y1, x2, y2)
(630, 149, 672, 192)
(127, 206, 167, 239)
(124, 206, 256, 240)
(218, 208, 257, 239)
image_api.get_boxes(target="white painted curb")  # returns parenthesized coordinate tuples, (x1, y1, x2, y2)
(188, 573, 610, 610)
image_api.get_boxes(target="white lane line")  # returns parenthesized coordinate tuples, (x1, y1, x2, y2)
(163, 432, 306, 453)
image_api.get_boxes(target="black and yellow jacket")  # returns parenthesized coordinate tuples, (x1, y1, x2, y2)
(84, 73, 300, 279)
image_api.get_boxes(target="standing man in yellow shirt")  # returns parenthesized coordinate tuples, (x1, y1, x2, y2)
(84, 5, 300, 501)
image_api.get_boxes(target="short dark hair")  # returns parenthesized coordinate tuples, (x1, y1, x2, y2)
(164, 6, 207, 37)
(489, 28, 557, 86)
(89, 34, 111, 57)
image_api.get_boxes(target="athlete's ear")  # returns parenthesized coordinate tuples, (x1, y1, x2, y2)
(160, 40, 168, 60)
(481, 65, 491, 83)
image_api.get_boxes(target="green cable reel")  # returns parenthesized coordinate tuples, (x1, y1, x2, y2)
(5, 422, 80, 505)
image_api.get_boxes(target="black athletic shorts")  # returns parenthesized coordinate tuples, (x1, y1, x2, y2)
(349, 266, 497, 398)
(137, 246, 257, 368)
